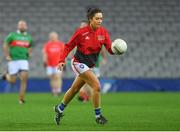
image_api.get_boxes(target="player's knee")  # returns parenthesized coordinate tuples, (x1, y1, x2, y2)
(8, 76, 16, 84)
(9, 79, 16, 84)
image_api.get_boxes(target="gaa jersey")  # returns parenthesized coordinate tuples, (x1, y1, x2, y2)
(4, 31, 33, 60)
(43, 41, 65, 67)
(95, 54, 103, 68)
(59, 25, 114, 67)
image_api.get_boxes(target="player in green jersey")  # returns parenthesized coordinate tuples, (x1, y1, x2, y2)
(3, 20, 33, 104)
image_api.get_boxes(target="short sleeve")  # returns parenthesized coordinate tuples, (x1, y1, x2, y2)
(4, 33, 14, 45)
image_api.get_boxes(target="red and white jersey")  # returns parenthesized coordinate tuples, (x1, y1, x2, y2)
(59, 25, 113, 67)
(43, 40, 64, 67)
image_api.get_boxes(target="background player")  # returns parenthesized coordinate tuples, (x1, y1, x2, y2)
(3, 20, 33, 104)
(42, 32, 65, 96)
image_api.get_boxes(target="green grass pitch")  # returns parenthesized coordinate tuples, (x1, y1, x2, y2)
(0, 92, 180, 131)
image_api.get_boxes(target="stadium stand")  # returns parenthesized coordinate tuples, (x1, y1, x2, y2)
(0, 0, 180, 78)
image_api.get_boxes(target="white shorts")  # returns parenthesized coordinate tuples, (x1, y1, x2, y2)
(71, 59, 100, 77)
(46, 66, 62, 76)
(8, 60, 29, 75)
(71, 59, 90, 76)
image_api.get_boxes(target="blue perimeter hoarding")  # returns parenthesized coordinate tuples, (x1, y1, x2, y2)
(0, 78, 180, 93)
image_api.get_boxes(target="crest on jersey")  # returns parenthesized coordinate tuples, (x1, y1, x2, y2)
(79, 64, 84, 69)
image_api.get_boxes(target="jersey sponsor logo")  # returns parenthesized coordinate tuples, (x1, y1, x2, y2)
(49, 48, 60, 52)
(97, 35, 105, 41)
(16, 36, 28, 41)
(10, 40, 30, 48)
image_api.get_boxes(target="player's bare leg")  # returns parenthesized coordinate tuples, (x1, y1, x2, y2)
(55, 70, 107, 125)
(79, 70, 108, 124)
(85, 84, 93, 97)
(78, 83, 92, 102)
(50, 73, 62, 96)
(19, 71, 28, 104)
(54, 76, 85, 125)
(6, 74, 16, 84)
(79, 70, 100, 108)
(63, 76, 85, 104)
(56, 73, 62, 94)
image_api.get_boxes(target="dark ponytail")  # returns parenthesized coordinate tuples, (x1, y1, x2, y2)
(86, 7, 102, 21)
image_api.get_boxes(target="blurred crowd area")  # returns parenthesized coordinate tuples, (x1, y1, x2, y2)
(0, 0, 180, 78)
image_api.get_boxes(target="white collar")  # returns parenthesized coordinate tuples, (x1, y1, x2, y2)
(17, 30, 27, 35)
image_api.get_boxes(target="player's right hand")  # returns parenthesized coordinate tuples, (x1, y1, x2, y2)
(6, 56, 12, 61)
(57, 62, 65, 71)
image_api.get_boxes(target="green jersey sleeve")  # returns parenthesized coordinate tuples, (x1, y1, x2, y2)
(4, 32, 14, 45)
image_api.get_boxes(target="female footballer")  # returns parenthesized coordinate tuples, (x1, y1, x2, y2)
(54, 7, 126, 125)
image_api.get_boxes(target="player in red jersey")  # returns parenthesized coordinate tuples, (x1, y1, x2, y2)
(78, 47, 107, 102)
(42, 32, 65, 96)
(54, 8, 114, 125)
(77, 20, 107, 102)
